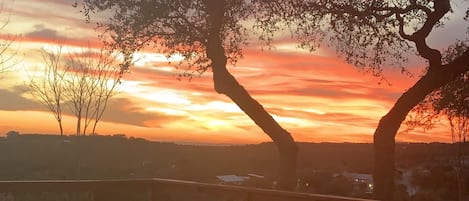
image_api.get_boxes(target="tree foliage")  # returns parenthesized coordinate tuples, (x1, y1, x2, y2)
(406, 41, 469, 201)
(255, 0, 431, 78)
(77, 0, 249, 77)
(405, 41, 469, 134)
(76, 0, 299, 189)
(254, 0, 469, 200)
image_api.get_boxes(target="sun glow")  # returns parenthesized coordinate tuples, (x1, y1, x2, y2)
(133, 52, 184, 67)
(206, 119, 231, 130)
(187, 101, 242, 113)
(146, 107, 187, 116)
(272, 115, 319, 127)
(0, 0, 458, 144)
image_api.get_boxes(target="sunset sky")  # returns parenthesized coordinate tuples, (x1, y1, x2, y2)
(0, 0, 467, 144)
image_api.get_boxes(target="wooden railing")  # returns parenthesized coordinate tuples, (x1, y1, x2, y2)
(0, 179, 378, 201)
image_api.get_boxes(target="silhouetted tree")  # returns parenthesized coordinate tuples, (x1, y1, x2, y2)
(29, 48, 67, 136)
(0, 0, 17, 73)
(76, 0, 298, 189)
(255, 0, 469, 200)
(434, 43, 468, 201)
(64, 47, 123, 136)
(5, 130, 19, 138)
(30, 45, 123, 136)
(406, 41, 469, 201)
(64, 55, 88, 136)
(88, 50, 123, 135)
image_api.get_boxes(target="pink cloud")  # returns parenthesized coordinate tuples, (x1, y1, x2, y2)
(0, 1, 456, 144)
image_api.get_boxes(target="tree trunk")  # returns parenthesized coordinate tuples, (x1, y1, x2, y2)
(92, 120, 99, 136)
(204, 0, 298, 189)
(373, 118, 398, 201)
(56, 101, 63, 136)
(206, 33, 298, 190)
(374, 48, 469, 200)
(58, 119, 64, 136)
(77, 112, 82, 136)
(373, 67, 465, 200)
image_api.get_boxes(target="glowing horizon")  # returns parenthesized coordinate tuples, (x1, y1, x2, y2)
(0, 0, 466, 144)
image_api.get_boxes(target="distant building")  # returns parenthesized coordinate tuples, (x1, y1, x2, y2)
(216, 175, 250, 185)
(216, 174, 265, 186)
(338, 172, 373, 193)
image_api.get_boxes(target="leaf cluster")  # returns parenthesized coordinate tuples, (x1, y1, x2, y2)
(255, 0, 466, 78)
(76, 0, 252, 78)
(405, 41, 469, 131)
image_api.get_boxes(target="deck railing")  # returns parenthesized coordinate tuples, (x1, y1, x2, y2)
(0, 179, 378, 201)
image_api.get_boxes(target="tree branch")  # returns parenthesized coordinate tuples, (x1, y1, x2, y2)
(407, 0, 450, 67)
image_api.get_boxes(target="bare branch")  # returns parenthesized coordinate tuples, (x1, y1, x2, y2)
(28, 47, 67, 135)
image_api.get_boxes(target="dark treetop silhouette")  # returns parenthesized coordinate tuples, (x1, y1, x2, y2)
(406, 44, 469, 201)
(76, 0, 298, 189)
(407, 42, 469, 133)
(0, 0, 17, 74)
(254, 0, 469, 200)
(29, 48, 67, 136)
(29, 46, 123, 137)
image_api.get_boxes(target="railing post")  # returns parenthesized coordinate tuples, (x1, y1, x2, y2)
(93, 187, 129, 201)
(246, 191, 252, 201)
(146, 184, 153, 201)
(93, 188, 107, 201)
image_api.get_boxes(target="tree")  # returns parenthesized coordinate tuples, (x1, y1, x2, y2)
(29, 45, 123, 136)
(5, 130, 19, 138)
(255, 0, 469, 200)
(29, 48, 67, 136)
(88, 50, 123, 135)
(64, 47, 123, 136)
(64, 55, 89, 136)
(435, 45, 468, 201)
(76, 0, 299, 189)
(0, 33, 14, 73)
(406, 41, 469, 201)
(0, 0, 16, 74)
(442, 73, 469, 201)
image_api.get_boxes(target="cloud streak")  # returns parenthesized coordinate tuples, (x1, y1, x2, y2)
(0, 0, 460, 144)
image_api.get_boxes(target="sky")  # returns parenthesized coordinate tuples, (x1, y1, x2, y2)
(0, 0, 467, 144)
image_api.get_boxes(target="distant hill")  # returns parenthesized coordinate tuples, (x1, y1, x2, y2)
(0, 134, 465, 183)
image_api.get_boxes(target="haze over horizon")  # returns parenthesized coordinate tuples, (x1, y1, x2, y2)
(0, 0, 467, 144)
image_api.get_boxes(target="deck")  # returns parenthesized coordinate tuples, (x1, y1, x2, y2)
(0, 178, 378, 201)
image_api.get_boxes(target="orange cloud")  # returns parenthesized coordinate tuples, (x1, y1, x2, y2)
(0, 0, 455, 144)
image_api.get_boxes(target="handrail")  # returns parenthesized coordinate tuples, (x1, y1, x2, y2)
(0, 178, 378, 201)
